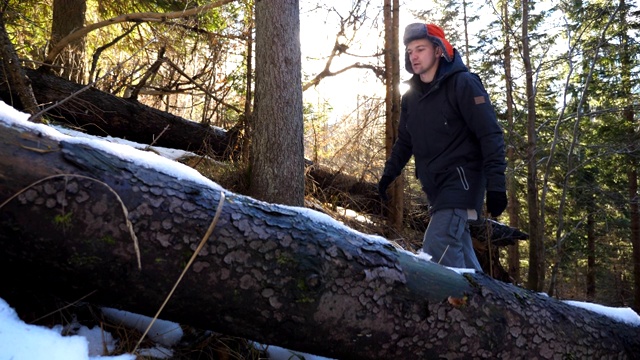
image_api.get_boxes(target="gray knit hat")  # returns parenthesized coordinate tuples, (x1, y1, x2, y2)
(403, 23, 454, 73)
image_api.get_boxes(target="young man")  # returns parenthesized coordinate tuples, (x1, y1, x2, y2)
(378, 23, 507, 271)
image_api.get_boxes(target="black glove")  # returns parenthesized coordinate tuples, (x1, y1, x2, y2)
(486, 191, 507, 217)
(378, 175, 394, 202)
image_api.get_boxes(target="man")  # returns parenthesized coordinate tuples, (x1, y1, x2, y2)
(378, 23, 507, 271)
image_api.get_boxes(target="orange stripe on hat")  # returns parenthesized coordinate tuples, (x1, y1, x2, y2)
(425, 24, 454, 62)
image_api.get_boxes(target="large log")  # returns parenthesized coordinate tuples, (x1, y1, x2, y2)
(0, 68, 234, 157)
(1, 114, 639, 359)
(0, 68, 385, 215)
(0, 68, 527, 254)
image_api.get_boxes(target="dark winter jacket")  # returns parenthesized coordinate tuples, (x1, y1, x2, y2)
(382, 49, 506, 214)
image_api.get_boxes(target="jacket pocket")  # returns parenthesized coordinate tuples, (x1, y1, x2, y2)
(447, 209, 467, 240)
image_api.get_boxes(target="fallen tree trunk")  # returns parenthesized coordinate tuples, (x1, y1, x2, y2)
(0, 68, 527, 256)
(1, 114, 639, 359)
(0, 67, 387, 214)
(0, 68, 234, 157)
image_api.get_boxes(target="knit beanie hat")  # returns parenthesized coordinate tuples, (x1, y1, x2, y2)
(403, 23, 454, 73)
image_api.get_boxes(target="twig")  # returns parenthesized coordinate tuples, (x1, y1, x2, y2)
(437, 245, 450, 265)
(19, 144, 59, 153)
(144, 125, 170, 151)
(486, 217, 494, 278)
(29, 289, 98, 324)
(0, 174, 141, 269)
(133, 191, 226, 353)
(164, 58, 242, 113)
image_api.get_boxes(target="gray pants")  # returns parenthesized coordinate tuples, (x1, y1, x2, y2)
(422, 208, 482, 271)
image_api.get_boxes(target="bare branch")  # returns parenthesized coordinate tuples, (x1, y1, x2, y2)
(303, 63, 384, 91)
(43, 0, 237, 66)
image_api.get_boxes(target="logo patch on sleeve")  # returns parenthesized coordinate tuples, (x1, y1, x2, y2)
(474, 96, 486, 105)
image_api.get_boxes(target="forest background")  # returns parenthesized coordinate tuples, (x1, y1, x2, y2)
(1, 0, 639, 316)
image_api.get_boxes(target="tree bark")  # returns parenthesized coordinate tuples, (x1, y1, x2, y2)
(241, 4, 254, 164)
(250, 0, 304, 206)
(50, 0, 87, 83)
(0, 16, 40, 118)
(383, 0, 403, 233)
(618, 0, 640, 314)
(522, 0, 544, 292)
(587, 207, 596, 300)
(1, 116, 639, 359)
(502, 0, 521, 285)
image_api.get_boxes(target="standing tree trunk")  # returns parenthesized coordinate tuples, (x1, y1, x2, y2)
(628, 117, 639, 312)
(50, 0, 87, 83)
(0, 14, 39, 118)
(502, 0, 520, 284)
(522, 0, 544, 292)
(383, 0, 402, 233)
(587, 199, 596, 300)
(241, 3, 254, 164)
(461, 0, 470, 67)
(619, 0, 640, 313)
(250, 0, 304, 207)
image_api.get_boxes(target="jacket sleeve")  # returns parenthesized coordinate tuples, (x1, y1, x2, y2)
(382, 94, 413, 180)
(456, 73, 507, 192)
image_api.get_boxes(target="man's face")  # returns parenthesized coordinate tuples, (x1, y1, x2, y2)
(406, 38, 441, 77)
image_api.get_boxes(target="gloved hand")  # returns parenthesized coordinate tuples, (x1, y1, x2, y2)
(378, 175, 394, 202)
(486, 191, 507, 217)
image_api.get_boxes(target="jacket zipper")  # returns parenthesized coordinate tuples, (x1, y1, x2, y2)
(456, 167, 470, 190)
